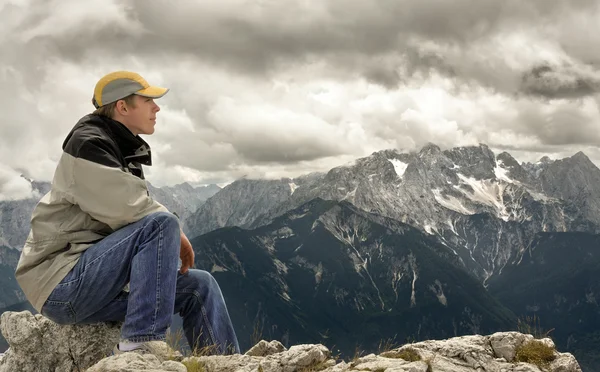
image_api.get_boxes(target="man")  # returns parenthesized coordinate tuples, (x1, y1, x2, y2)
(15, 71, 240, 355)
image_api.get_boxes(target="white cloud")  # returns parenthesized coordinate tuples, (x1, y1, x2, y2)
(1, 0, 600, 187)
(0, 165, 36, 201)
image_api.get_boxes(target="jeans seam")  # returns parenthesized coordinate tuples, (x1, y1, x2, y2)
(68, 302, 77, 323)
(151, 219, 163, 334)
(43, 300, 77, 323)
(83, 214, 173, 274)
(124, 335, 166, 343)
(189, 288, 217, 347)
(55, 278, 79, 288)
(200, 303, 217, 346)
(82, 228, 141, 273)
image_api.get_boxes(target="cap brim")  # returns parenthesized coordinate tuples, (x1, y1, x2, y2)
(135, 86, 169, 99)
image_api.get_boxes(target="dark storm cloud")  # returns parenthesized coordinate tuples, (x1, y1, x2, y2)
(16, 0, 600, 94)
(521, 64, 600, 99)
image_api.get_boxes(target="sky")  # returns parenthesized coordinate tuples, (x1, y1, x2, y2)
(1, 0, 600, 200)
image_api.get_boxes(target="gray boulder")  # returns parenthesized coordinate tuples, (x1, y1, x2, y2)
(0, 310, 120, 372)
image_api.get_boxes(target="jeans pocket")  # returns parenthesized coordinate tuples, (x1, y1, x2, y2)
(41, 300, 76, 325)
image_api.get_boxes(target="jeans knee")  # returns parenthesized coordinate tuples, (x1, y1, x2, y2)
(188, 270, 221, 296)
(147, 211, 180, 232)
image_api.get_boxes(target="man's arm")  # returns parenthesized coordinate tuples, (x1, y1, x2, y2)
(59, 137, 172, 231)
(179, 230, 194, 274)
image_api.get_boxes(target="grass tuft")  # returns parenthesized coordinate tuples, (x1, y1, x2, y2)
(515, 340, 556, 370)
(381, 347, 421, 362)
(182, 358, 206, 372)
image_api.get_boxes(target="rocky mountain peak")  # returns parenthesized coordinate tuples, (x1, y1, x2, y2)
(418, 142, 442, 157)
(496, 151, 519, 167)
(567, 151, 594, 168)
(443, 144, 497, 180)
(496, 152, 531, 184)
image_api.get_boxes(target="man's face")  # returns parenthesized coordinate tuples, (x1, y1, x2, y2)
(121, 95, 161, 135)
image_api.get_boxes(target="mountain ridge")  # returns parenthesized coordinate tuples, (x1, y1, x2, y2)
(187, 143, 600, 284)
(190, 197, 517, 354)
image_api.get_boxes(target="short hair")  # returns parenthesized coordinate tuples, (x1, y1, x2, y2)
(93, 94, 137, 118)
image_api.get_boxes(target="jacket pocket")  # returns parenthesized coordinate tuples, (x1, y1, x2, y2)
(41, 300, 76, 325)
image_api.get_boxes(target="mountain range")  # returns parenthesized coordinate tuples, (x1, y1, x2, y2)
(1, 143, 600, 370)
(187, 144, 600, 283)
(190, 198, 517, 355)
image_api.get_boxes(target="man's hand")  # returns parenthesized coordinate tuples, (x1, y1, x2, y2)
(179, 229, 195, 274)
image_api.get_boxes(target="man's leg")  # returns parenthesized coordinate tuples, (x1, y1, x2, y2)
(78, 270, 240, 354)
(41, 211, 180, 344)
(175, 269, 240, 355)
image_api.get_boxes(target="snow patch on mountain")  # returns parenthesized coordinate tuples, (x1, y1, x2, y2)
(342, 187, 358, 201)
(314, 262, 323, 285)
(211, 263, 227, 272)
(289, 182, 298, 195)
(433, 188, 475, 215)
(388, 159, 408, 177)
(494, 160, 514, 184)
(455, 174, 510, 221)
(423, 223, 439, 235)
(429, 280, 448, 306)
(410, 267, 418, 308)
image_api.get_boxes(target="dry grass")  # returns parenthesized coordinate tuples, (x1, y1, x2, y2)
(297, 360, 331, 372)
(181, 358, 206, 372)
(165, 328, 185, 360)
(352, 344, 364, 359)
(423, 355, 437, 372)
(191, 343, 220, 357)
(400, 348, 422, 362)
(377, 336, 399, 354)
(251, 316, 265, 347)
(517, 314, 554, 339)
(515, 340, 556, 370)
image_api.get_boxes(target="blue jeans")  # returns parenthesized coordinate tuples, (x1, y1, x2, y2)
(40, 212, 240, 354)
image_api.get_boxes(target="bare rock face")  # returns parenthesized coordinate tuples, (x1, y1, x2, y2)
(87, 353, 186, 372)
(358, 332, 582, 372)
(0, 311, 583, 372)
(245, 340, 287, 357)
(0, 310, 120, 372)
(183, 344, 333, 372)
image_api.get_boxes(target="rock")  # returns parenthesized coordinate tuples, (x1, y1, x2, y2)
(245, 340, 287, 357)
(87, 353, 186, 372)
(550, 353, 582, 372)
(278, 344, 330, 370)
(133, 340, 184, 362)
(489, 331, 534, 361)
(371, 333, 581, 372)
(0, 311, 120, 372)
(0, 312, 584, 372)
(185, 343, 332, 372)
(183, 354, 260, 372)
(334, 354, 428, 372)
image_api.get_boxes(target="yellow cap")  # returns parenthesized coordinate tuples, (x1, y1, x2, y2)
(92, 71, 169, 108)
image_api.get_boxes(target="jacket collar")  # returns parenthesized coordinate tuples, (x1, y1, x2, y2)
(73, 114, 153, 166)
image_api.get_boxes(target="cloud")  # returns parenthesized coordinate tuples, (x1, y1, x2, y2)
(521, 64, 600, 99)
(0, 165, 37, 201)
(1, 0, 600, 187)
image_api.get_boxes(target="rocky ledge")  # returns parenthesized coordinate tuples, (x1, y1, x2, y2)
(0, 311, 582, 372)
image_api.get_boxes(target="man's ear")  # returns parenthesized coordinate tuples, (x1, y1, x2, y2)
(116, 100, 128, 115)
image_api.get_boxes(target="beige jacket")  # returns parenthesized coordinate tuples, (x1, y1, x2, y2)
(16, 114, 172, 312)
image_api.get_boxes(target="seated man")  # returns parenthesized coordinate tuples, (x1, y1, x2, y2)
(15, 71, 239, 355)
